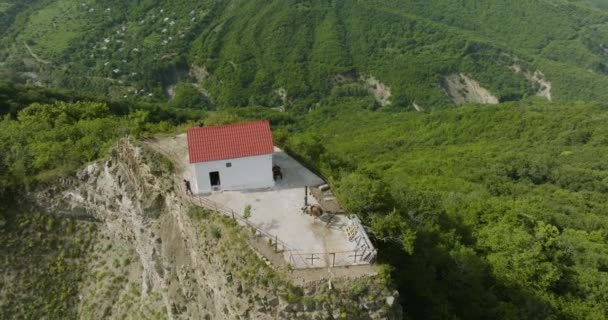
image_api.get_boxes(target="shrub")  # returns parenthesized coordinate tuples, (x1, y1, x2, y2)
(348, 282, 368, 299)
(243, 204, 252, 220)
(209, 226, 222, 239)
(286, 286, 304, 303)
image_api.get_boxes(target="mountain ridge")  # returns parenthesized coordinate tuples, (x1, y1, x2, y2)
(2, 0, 608, 110)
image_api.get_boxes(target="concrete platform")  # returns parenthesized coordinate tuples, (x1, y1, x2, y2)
(204, 148, 366, 268)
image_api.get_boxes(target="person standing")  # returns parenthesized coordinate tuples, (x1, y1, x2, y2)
(184, 179, 193, 196)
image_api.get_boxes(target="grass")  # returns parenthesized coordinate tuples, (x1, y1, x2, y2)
(209, 225, 222, 239)
(189, 204, 290, 289)
(0, 2, 11, 13)
(15, 0, 89, 57)
(0, 210, 98, 319)
(2, 0, 607, 108)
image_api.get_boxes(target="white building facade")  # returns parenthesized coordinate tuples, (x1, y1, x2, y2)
(192, 153, 274, 193)
(187, 120, 276, 194)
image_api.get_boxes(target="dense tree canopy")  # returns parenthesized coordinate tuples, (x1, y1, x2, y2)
(1, 0, 608, 318)
(2, 0, 608, 109)
(288, 99, 608, 319)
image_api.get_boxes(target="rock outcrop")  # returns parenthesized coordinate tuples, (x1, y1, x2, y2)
(443, 73, 499, 105)
(40, 138, 403, 319)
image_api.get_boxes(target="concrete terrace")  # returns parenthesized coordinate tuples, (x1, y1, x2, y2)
(147, 134, 368, 269)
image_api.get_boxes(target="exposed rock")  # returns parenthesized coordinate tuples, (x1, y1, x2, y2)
(332, 73, 392, 107)
(39, 138, 403, 320)
(443, 73, 499, 105)
(510, 65, 552, 101)
(362, 75, 392, 106)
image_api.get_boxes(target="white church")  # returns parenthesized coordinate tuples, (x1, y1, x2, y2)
(187, 120, 275, 193)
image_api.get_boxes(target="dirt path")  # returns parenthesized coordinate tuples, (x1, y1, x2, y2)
(24, 42, 51, 65)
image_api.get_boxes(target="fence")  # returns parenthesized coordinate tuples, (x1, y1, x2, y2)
(286, 249, 376, 269)
(180, 184, 372, 269)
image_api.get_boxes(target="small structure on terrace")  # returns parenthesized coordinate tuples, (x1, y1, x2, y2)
(150, 126, 377, 270)
(187, 120, 275, 193)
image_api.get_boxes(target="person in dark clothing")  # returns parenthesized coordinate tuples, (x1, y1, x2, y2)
(272, 165, 283, 181)
(184, 179, 193, 196)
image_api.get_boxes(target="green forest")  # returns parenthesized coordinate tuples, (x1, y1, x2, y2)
(0, 83, 203, 318)
(3, 87, 608, 319)
(287, 99, 608, 319)
(2, 0, 608, 110)
(2, 0, 608, 319)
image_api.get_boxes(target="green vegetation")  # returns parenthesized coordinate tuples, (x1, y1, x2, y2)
(2, 0, 608, 109)
(2, 1, 608, 319)
(0, 3, 11, 13)
(0, 84, 200, 319)
(15, 0, 87, 56)
(243, 204, 252, 220)
(288, 99, 608, 319)
(0, 210, 97, 319)
(0, 81, 206, 198)
(188, 206, 284, 288)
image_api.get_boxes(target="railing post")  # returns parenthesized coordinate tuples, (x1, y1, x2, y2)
(274, 235, 278, 252)
(304, 186, 308, 206)
(331, 253, 336, 267)
(231, 210, 235, 220)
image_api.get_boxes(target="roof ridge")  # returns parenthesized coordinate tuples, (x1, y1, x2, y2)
(187, 120, 274, 163)
(187, 119, 269, 131)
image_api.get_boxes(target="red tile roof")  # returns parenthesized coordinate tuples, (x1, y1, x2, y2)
(187, 120, 274, 163)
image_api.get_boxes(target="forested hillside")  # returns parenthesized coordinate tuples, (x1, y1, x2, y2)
(0, 83, 205, 318)
(3, 1, 608, 319)
(286, 99, 608, 319)
(2, 0, 608, 110)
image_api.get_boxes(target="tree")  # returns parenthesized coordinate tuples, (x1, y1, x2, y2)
(168, 83, 211, 109)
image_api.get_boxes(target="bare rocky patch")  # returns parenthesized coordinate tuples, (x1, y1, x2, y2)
(510, 65, 552, 101)
(362, 75, 392, 107)
(443, 73, 499, 105)
(273, 87, 287, 112)
(37, 138, 402, 319)
(332, 73, 392, 106)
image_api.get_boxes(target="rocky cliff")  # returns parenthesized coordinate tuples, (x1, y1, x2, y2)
(39, 138, 402, 320)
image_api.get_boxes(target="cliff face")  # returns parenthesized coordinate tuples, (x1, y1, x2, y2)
(41, 138, 402, 319)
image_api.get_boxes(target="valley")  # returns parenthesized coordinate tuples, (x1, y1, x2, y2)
(2, 1, 608, 319)
(2, 0, 608, 109)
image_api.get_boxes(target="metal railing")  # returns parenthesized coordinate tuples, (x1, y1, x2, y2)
(180, 184, 373, 269)
(285, 249, 376, 269)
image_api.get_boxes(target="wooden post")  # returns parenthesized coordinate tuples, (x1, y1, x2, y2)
(331, 253, 336, 267)
(274, 235, 278, 253)
(231, 211, 235, 220)
(304, 186, 308, 206)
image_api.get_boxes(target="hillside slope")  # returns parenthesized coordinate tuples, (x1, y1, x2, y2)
(2, 136, 403, 319)
(287, 99, 608, 319)
(2, 0, 608, 109)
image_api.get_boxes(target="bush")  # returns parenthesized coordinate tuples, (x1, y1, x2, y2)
(286, 286, 304, 303)
(209, 226, 222, 239)
(188, 207, 210, 220)
(243, 204, 252, 220)
(348, 282, 369, 299)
